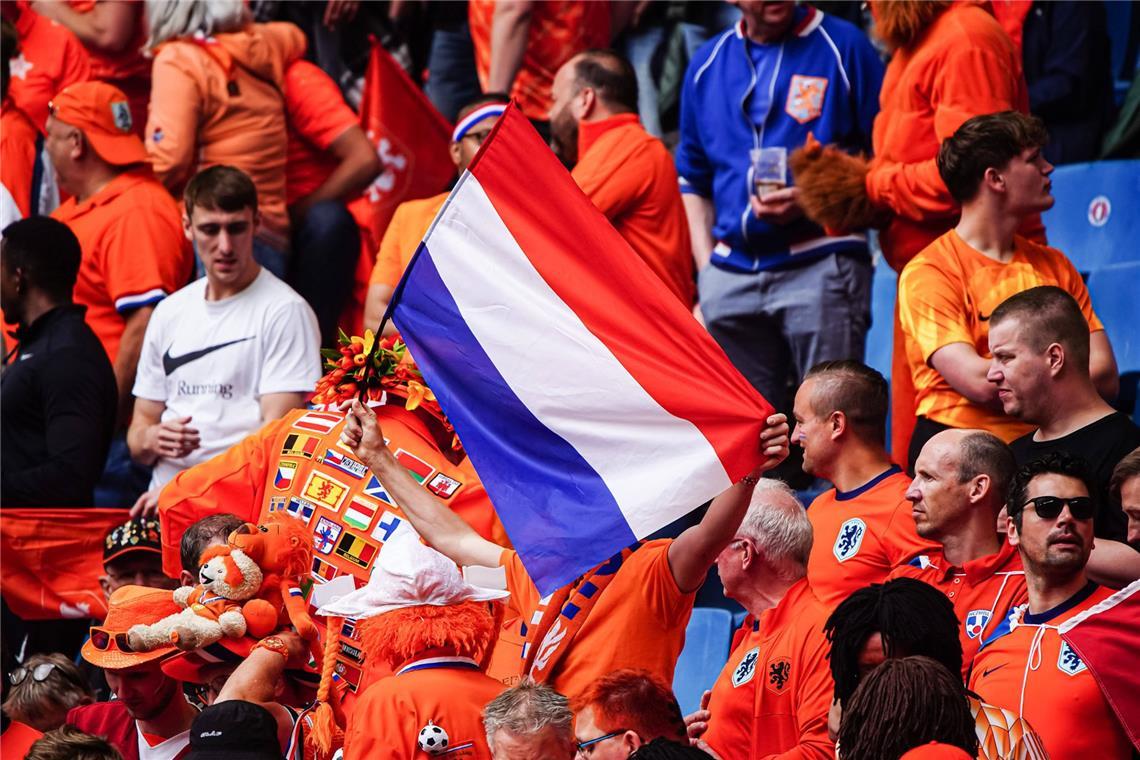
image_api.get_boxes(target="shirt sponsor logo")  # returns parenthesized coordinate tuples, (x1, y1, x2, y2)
(785, 74, 828, 124)
(732, 647, 760, 688)
(1057, 640, 1087, 676)
(426, 472, 462, 499)
(320, 448, 368, 479)
(274, 461, 298, 490)
(302, 472, 350, 511)
(965, 609, 992, 640)
(833, 518, 866, 562)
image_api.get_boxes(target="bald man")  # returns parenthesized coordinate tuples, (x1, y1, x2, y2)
(889, 429, 1026, 670)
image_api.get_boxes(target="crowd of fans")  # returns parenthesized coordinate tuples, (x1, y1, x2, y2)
(1, 0, 1138, 758)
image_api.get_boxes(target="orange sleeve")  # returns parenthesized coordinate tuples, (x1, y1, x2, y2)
(635, 540, 692, 627)
(897, 257, 972, 363)
(368, 205, 407, 288)
(499, 549, 540, 621)
(867, 47, 1024, 221)
(102, 208, 190, 313)
(284, 60, 357, 152)
(146, 46, 203, 194)
(156, 415, 293, 577)
(759, 626, 834, 760)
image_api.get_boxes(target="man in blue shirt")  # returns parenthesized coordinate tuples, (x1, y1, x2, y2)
(677, 1, 883, 419)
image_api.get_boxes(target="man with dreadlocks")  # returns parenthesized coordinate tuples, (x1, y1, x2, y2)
(311, 530, 507, 758)
(824, 578, 1046, 760)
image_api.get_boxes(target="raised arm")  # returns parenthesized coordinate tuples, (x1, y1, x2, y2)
(341, 400, 503, 567)
(667, 414, 790, 592)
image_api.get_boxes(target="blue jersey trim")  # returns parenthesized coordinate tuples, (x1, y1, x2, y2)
(835, 465, 902, 502)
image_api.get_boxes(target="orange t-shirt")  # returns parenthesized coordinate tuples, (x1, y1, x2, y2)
(898, 230, 1102, 441)
(498, 539, 695, 700)
(867, 2, 1035, 270)
(146, 23, 305, 247)
(806, 468, 937, 608)
(284, 59, 359, 206)
(468, 0, 609, 121)
(888, 542, 1028, 676)
(51, 169, 192, 363)
(969, 583, 1131, 760)
(1, 100, 40, 219)
(345, 658, 503, 759)
(572, 114, 695, 306)
(7, 3, 92, 134)
(703, 580, 834, 760)
(968, 696, 1049, 760)
(368, 193, 447, 289)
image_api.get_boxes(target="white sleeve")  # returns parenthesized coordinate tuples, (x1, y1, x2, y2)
(0, 184, 22, 229)
(132, 302, 169, 402)
(258, 297, 322, 396)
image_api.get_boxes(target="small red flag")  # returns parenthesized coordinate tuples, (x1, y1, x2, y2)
(1060, 580, 1140, 751)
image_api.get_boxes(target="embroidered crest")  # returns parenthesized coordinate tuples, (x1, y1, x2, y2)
(766, 657, 792, 694)
(426, 472, 461, 499)
(313, 517, 342, 555)
(732, 647, 760, 687)
(110, 101, 132, 132)
(785, 75, 828, 124)
(965, 609, 992, 640)
(1057, 640, 1087, 676)
(274, 461, 298, 490)
(301, 471, 350, 510)
(833, 518, 866, 562)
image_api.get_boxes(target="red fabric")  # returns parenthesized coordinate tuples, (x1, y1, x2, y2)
(1, 100, 39, 219)
(351, 39, 453, 261)
(68, 701, 138, 760)
(0, 507, 129, 621)
(0, 721, 43, 760)
(1061, 581, 1140, 752)
(6, 2, 92, 134)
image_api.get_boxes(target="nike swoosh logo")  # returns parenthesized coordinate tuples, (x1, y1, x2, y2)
(982, 664, 1005, 678)
(163, 336, 254, 376)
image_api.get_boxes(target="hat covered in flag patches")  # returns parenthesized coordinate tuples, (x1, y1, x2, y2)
(103, 517, 163, 565)
(82, 585, 182, 670)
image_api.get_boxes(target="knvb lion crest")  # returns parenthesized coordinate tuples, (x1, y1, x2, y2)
(785, 75, 828, 124)
(732, 647, 760, 688)
(833, 518, 866, 562)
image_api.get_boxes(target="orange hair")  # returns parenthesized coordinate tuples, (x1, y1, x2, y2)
(358, 601, 498, 670)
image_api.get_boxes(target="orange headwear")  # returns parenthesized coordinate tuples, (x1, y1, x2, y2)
(49, 81, 148, 166)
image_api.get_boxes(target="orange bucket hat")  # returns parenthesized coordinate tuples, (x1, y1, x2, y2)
(81, 585, 182, 670)
(48, 81, 148, 166)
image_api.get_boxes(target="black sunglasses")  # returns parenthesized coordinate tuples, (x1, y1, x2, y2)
(1018, 495, 1095, 521)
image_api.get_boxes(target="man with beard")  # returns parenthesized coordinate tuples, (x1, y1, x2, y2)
(969, 453, 1132, 759)
(548, 49, 694, 306)
(68, 586, 198, 760)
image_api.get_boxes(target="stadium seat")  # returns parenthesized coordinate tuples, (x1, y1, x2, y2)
(673, 607, 733, 715)
(1106, 0, 1139, 103)
(865, 258, 896, 380)
(1086, 261, 1140, 421)
(1041, 161, 1140, 275)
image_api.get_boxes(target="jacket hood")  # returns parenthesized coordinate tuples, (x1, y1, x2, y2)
(196, 22, 305, 86)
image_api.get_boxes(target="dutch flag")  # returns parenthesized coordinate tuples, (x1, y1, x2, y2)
(387, 104, 773, 594)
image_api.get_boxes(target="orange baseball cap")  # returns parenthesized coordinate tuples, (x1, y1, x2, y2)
(900, 743, 974, 760)
(48, 81, 148, 166)
(81, 585, 182, 670)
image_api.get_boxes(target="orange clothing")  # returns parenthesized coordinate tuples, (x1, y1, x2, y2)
(468, 0, 609, 121)
(572, 114, 695, 306)
(969, 583, 1131, 760)
(898, 230, 1102, 441)
(703, 580, 834, 760)
(498, 539, 694, 699)
(968, 696, 1049, 760)
(284, 59, 359, 206)
(66, 0, 150, 136)
(806, 468, 937, 608)
(368, 194, 448, 289)
(146, 22, 305, 247)
(6, 3, 91, 134)
(51, 169, 192, 363)
(1, 100, 40, 219)
(867, 2, 1034, 271)
(345, 657, 502, 759)
(888, 542, 1028, 676)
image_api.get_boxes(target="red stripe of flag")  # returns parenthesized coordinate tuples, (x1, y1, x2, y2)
(467, 105, 772, 480)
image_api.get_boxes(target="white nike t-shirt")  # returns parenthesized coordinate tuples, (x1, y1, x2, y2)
(133, 268, 320, 488)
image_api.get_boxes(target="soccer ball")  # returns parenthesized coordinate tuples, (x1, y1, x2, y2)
(417, 722, 450, 755)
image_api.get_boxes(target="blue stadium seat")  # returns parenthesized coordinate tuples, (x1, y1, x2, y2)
(1041, 161, 1140, 275)
(732, 609, 748, 630)
(1106, 0, 1139, 103)
(1086, 261, 1140, 421)
(673, 608, 733, 715)
(865, 258, 896, 381)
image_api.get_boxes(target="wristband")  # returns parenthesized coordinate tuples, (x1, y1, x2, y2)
(739, 474, 759, 486)
(252, 636, 290, 661)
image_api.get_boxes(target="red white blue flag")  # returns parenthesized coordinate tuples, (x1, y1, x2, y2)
(387, 104, 773, 593)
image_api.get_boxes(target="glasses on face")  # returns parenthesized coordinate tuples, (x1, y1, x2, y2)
(576, 729, 631, 757)
(89, 626, 136, 653)
(193, 675, 231, 704)
(462, 129, 494, 146)
(1019, 495, 1096, 521)
(9, 662, 58, 686)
